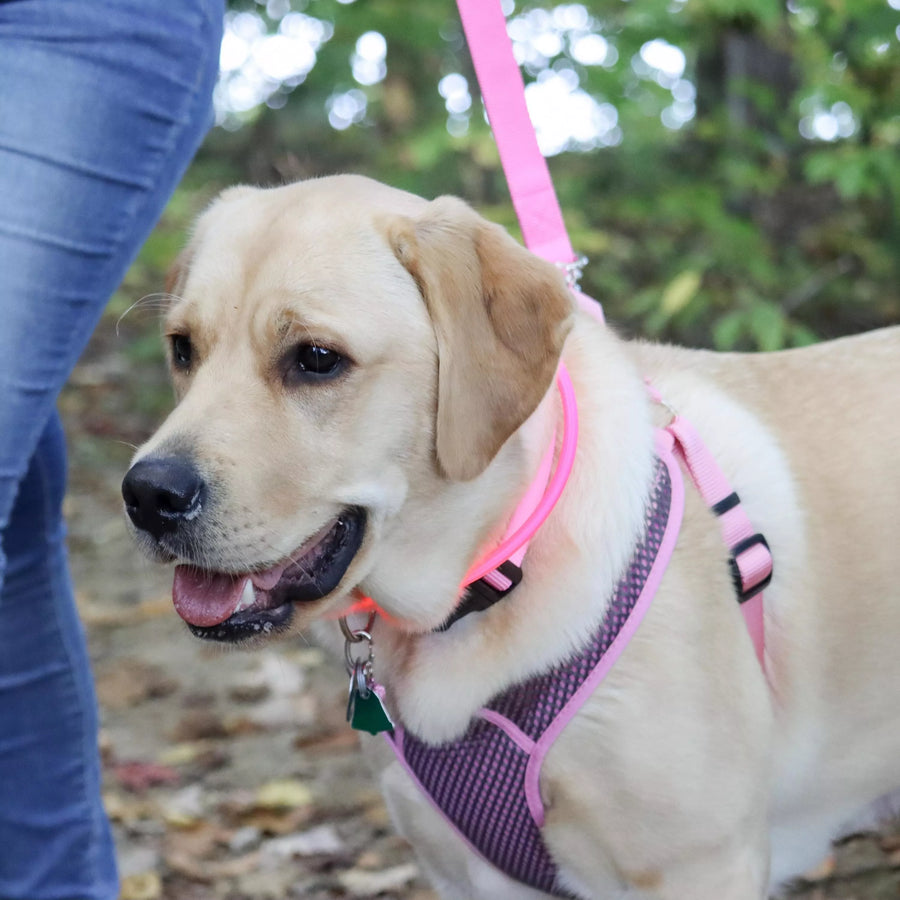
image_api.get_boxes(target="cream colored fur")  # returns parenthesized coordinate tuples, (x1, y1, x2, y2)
(131, 174, 900, 899)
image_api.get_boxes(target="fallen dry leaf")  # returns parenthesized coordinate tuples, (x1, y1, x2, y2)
(94, 658, 178, 710)
(114, 761, 180, 793)
(227, 805, 315, 836)
(233, 866, 299, 899)
(169, 709, 230, 742)
(361, 799, 393, 829)
(163, 820, 230, 860)
(217, 715, 266, 737)
(260, 824, 345, 860)
(165, 848, 262, 882)
(254, 778, 314, 810)
(157, 740, 230, 775)
(294, 726, 361, 755)
(118, 871, 162, 900)
(338, 862, 420, 895)
(103, 790, 160, 826)
(163, 849, 212, 883)
(119, 846, 162, 880)
(161, 784, 209, 829)
(156, 742, 204, 767)
(355, 849, 384, 870)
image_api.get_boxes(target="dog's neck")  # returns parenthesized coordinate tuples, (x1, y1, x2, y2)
(364, 315, 657, 743)
(357, 371, 561, 632)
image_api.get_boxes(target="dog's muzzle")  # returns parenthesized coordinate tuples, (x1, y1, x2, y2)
(122, 455, 366, 643)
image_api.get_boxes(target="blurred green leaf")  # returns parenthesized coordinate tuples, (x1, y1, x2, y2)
(748, 301, 787, 351)
(661, 270, 703, 316)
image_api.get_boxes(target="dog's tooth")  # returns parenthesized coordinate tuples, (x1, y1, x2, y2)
(235, 579, 255, 613)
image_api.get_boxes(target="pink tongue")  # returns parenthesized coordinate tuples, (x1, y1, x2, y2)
(173, 565, 248, 627)
(251, 563, 287, 590)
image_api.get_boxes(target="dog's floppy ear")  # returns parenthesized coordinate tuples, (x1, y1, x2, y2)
(385, 196, 574, 481)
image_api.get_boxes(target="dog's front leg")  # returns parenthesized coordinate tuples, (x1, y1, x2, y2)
(380, 761, 555, 899)
(383, 755, 771, 899)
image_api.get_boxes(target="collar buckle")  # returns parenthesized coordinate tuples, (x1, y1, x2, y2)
(437, 560, 523, 632)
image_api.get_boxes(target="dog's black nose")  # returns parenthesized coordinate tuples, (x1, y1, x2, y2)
(122, 457, 204, 539)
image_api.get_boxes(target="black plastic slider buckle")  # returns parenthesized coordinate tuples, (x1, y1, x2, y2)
(467, 559, 523, 609)
(436, 560, 523, 632)
(729, 533, 772, 603)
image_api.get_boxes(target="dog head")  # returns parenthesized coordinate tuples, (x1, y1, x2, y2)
(122, 175, 573, 643)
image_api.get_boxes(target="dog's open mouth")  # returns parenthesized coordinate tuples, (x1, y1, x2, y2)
(172, 507, 366, 642)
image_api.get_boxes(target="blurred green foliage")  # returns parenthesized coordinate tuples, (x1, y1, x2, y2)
(126, 0, 899, 356)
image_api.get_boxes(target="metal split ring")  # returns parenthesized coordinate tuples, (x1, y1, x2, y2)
(343, 630, 373, 674)
(340, 611, 377, 676)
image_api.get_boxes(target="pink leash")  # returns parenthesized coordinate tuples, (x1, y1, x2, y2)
(456, 0, 578, 268)
(455, 0, 769, 666)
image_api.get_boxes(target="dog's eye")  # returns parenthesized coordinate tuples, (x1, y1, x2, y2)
(170, 334, 193, 370)
(293, 343, 344, 378)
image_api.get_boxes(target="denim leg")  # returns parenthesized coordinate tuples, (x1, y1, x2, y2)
(0, 2, 223, 896)
(0, 0, 224, 539)
(0, 415, 118, 898)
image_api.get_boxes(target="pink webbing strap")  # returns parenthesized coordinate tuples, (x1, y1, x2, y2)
(666, 416, 769, 666)
(456, 0, 577, 266)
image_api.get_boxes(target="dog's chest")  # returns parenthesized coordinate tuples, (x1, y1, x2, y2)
(387, 458, 673, 896)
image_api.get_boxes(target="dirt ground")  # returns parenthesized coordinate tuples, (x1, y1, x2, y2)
(61, 325, 900, 899)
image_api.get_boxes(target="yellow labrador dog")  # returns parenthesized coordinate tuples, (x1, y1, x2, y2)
(123, 175, 900, 899)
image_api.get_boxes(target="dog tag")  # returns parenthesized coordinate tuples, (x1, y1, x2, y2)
(347, 662, 393, 735)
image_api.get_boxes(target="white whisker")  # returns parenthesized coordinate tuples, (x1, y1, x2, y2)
(115, 292, 179, 336)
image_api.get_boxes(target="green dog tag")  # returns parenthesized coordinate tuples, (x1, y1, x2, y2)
(347, 663, 394, 735)
(350, 688, 394, 735)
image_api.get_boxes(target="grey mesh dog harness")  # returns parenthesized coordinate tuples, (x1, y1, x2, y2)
(387, 457, 674, 896)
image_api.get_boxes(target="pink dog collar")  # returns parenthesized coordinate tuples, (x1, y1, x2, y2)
(437, 365, 577, 631)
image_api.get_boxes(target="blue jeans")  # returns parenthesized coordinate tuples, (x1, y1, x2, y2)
(0, 2, 223, 896)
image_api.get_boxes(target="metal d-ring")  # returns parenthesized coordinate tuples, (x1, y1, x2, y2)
(339, 611, 376, 643)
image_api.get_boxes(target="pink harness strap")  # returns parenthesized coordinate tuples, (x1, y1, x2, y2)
(665, 415, 770, 664)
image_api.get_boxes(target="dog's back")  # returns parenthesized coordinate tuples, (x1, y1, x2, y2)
(630, 326, 900, 882)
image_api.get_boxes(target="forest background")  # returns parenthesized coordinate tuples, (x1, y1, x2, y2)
(117, 0, 900, 370)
